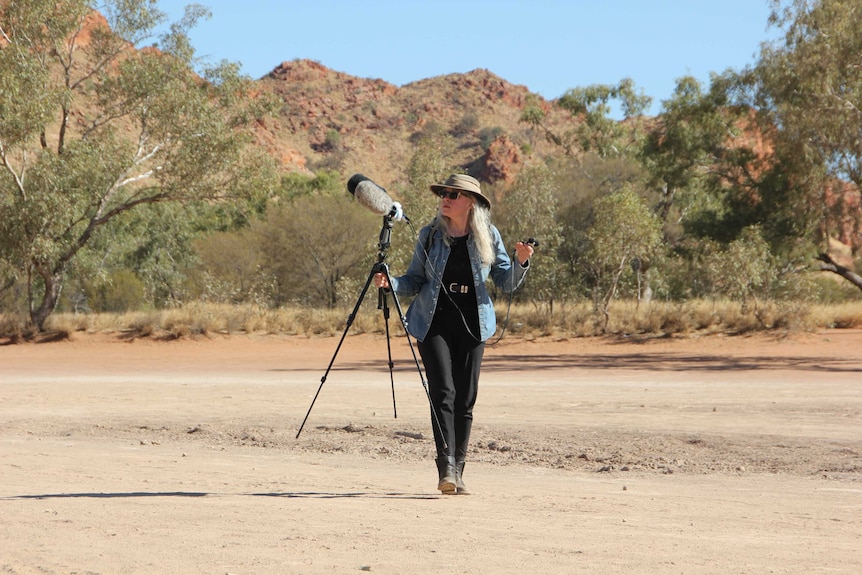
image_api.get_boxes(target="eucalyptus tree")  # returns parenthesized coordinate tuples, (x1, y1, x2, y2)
(583, 186, 663, 330)
(704, 226, 778, 319)
(496, 164, 566, 312)
(762, 0, 862, 190)
(748, 0, 862, 289)
(640, 75, 747, 234)
(0, 0, 277, 329)
(521, 78, 651, 160)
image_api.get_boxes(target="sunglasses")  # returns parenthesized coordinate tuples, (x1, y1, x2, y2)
(435, 189, 463, 200)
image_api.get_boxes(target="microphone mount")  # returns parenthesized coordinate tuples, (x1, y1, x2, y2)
(377, 213, 394, 259)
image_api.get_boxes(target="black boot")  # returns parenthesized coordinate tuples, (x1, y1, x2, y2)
(436, 456, 457, 494)
(455, 459, 470, 495)
(454, 418, 472, 495)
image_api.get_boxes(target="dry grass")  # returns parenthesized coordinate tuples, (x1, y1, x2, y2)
(20, 299, 397, 341)
(1, 298, 859, 343)
(503, 299, 862, 338)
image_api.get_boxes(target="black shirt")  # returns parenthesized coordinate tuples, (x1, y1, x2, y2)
(435, 235, 480, 336)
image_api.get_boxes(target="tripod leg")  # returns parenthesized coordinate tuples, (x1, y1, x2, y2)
(295, 265, 377, 439)
(379, 265, 448, 452)
(379, 288, 397, 418)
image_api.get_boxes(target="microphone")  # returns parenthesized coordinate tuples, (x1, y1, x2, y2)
(347, 174, 407, 222)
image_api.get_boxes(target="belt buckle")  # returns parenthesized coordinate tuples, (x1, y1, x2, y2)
(448, 282, 468, 294)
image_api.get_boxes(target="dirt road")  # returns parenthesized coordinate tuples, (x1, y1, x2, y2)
(1, 330, 860, 574)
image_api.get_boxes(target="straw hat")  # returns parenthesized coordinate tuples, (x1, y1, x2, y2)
(430, 174, 491, 209)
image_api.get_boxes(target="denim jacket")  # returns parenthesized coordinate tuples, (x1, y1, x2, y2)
(389, 222, 529, 342)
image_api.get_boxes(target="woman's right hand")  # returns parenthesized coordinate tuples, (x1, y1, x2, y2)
(373, 272, 390, 289)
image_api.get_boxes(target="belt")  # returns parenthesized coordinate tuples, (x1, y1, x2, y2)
(447, 282, 470, 294)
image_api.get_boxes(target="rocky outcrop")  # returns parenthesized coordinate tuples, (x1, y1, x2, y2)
(480, 135, 522, 184)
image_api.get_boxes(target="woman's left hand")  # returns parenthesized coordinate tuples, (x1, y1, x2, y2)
(515, 241, 535, 265)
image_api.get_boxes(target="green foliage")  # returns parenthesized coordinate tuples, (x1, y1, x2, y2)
(82, 269, 147, 313)
(583, 186, 664, 328)
(51, 201, 235, 313)
(383, 136, 455, 275)
(705, 227, 773, 308)
(496, 165, 567, 309)
(640, 75, 744, 231)
(279, 170, 344, 200)
(4, 0, 860, 329)
(405, 131, 452, 202)
(323, 129, 342, 151)
(552, 154, 643, 290)
(189, 226, 274, 306)
(0, 0, 277, 329)
(190, 170, 427, 311)
(763, 0, 862, 188)
(556, 78, 651, 157)
(519, 94, 546, 127)
(733, 0, 862, 268)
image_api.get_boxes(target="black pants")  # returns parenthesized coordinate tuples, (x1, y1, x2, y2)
(418, 310, 485, 461)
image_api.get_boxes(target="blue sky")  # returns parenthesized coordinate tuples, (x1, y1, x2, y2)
(154, 0, 778, 115)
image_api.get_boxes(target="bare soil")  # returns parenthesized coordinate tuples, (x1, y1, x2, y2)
(1, 330, 860, 574)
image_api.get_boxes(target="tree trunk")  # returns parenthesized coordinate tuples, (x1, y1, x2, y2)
(30, 269, 64, 331)
(658, 183, 675, 224)
(817, 253, 862, 292)
(0, 276, 14, 298)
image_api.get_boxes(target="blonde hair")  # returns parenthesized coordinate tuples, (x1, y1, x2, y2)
(436, 201, 495, 267)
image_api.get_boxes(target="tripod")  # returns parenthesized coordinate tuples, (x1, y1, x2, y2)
(296, 213, 446, 449)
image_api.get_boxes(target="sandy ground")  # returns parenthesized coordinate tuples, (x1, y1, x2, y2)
(1, 328, 861, 575)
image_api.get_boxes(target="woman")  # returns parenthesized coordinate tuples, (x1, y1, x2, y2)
(374, 173, 533, 495)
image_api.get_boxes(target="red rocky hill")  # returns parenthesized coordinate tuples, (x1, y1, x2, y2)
(252, 59, 571, 189)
